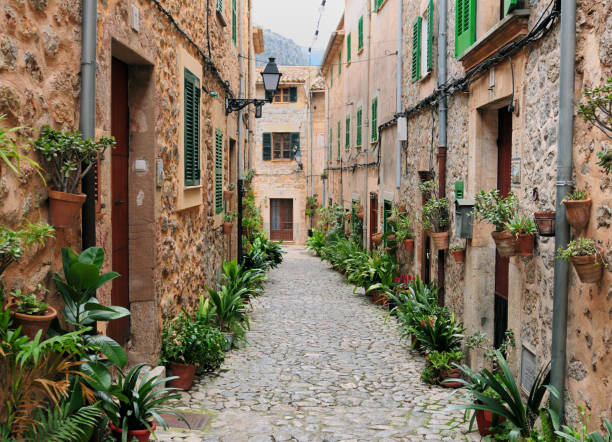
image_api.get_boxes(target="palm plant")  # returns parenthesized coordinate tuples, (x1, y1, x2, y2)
(408, 309, 464, 353)
(306, 229, 326, 255)
(205, 283, 250, 341)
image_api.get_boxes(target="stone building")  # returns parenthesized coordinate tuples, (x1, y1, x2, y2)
(0, 0, 260, 364)
(320, 0, 401, 249)
(251, 66, 325, 245)
(321, 0, 611, 429)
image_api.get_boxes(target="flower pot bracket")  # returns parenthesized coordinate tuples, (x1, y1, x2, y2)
(455, 198, 475, 239)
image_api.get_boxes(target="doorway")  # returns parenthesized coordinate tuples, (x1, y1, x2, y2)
(369, 193, 378, 248)
(270, 198, 293, 241)
(494, 107, 512, 349)
(108, 57, 130, 345)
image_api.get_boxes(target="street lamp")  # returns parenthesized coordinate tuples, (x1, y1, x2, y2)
(226, 57, 282, 114)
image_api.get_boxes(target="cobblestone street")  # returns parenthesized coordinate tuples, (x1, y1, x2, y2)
(157, 246, 477, 441)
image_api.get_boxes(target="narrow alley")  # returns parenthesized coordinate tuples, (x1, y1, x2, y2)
(157, 247, 474, 442)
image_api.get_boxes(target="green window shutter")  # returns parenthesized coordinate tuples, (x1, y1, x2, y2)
(337, 121, 340, 159)
(347, 34, 351, 63)
(262, 132, 271, 161)
(356, 108, 362, 147)
(411, 17, 422, 83)
(383, 200, 392, 233)
(504, 0, 517, 16)
(371, 97, 378, 142)
(427, 0, 434, 72)
(289, 87, 297, 102)
(455, 0, 476, 57)
(215, 129, 223, 214)
(338, 52, 341, 76)
(232, 0, 237, 45)
(345, 116, 350, 149)
(358, 17, 364, 51)
(216, 0, 223, 12)
(184, 68, 201, 187)
(290, 132, 300, 160)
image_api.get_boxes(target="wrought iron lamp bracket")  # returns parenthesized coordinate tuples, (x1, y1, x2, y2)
(225, 97, 271, 114)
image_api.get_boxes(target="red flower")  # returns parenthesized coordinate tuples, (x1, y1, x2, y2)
(420, 319, 426, 327)
(394, 277, 400, 283)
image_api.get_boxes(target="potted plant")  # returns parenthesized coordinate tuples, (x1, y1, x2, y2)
(473, 189, 519, 257)
(205, 282, 250, 348)
(33, 126, 115, 228)
(223, 212, 236, 235)
(223, 182, 236, 201)
(353, 202, 364, 220)
(450, 244, 466, 263)
(0, 221, 54, 280)
(578, 76, 612, 175)
(505, 215, 538, 257)
(9, 286, 57, 339)
(320, 171, 328, 180)
(419, 181, 450, 250)
(103, 363, 188, 442)
(563, 189, 591, 231)
(557, 238, 606, 283)
(160, 313, 200, 390)
(390, 208, 414, 251)
(421, 349, 464, 388)
(533, 211, 556, 237)
(371, 232, 383, 245)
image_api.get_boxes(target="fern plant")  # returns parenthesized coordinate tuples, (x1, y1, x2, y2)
(20, 402, 101, 442)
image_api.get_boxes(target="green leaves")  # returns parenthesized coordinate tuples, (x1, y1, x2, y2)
(419, 181, 450, 232)
(473, 189, 519, 231)
(84, 334, 127, 367)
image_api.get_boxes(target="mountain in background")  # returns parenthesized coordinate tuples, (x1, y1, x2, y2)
(258, 29, 325, 67)
(303, 47, 325, 66)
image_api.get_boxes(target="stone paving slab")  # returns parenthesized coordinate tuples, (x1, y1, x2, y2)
(156, 246, 480, 442)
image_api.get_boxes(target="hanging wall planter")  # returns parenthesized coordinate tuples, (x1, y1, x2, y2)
(371, 232, 383, 245)
(223, 189, 235, 201)
(403, 238, 414, 252)
(451, 248, 465, 263)
(563, 198, 591, 231)
(517, 234, 535, 257)
(429, 231, 449, 250)
(491, 230, 519, 257)
(571, 254, 604, 283)
(48, 190, 87, 228)
(534, 211, 555, 237)
(356, 210, 364, 220)
(223, 222, 233, 235)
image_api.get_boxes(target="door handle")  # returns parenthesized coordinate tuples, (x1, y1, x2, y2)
(114, 199, 126, 205)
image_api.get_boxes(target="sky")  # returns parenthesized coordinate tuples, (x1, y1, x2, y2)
(253, 0, 345, 50)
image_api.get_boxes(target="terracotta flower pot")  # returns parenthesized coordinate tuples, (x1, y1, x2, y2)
(534, 211, 555, 237)
(13, 306, 58, 340)
(491, 230, 519, 257)
(475, 405, 506, 437)
(168, 361, 195, 390)
(356, 210, 364, 220)
(441, 367, 463, 389)
(429, 231, 449, 250)
(398, 203, 407, 213)
(373, 291, 388, 306)
(371, 232, 383, 245)
(223, 189, 235, 201)
(451, 249, 465, 264)
(110, 421, 156, 442)
(386, 234, 396, 242)
(48, 190, 86, 228)
(223, 221, 233, 235)
(563, 198, 591, 231)
(403, 238, 414, 252)
(571, 253, 604, 283)
(517, 233, 535, 257)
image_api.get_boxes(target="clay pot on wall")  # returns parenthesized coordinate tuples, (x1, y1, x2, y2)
(223, 222, 233, 235)
(168, 361, 195, 390)
(429, 231, 449, 250)
(403, 239, 414, 252)
(571, 253, 604, 283)
(517, 234, 535, 257)
(534, 211, 555, 237)
(12, 305, 58, 340)
(223, 189, 235, 201)
(491, 230, 519, 257)
(451, 249, 465, 264)
(356, 210, 364, 220)
(48, 190, 87, 228)
(371, 232, 383, 245)
(110, 422, 156, 442)
(563, 198, 592, 231)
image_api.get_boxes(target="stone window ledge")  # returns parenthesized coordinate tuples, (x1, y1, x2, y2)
(458, 9, 530, 71)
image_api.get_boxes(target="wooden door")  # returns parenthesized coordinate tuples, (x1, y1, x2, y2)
(270, 199, 293, 241)
(369, 193, 378, 248)
(494, 107, 512, 348)
(108, 58, 130, 345)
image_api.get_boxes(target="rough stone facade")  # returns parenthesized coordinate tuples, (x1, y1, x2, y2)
(0, 0, 257, 364)
(251, 66, 325, 245)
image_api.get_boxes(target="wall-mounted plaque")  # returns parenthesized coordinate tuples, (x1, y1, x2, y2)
(511, 157, 521, 186)
(521, 345, 537, 393)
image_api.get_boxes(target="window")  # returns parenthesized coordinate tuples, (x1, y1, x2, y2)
(262, 133, 299, 160)
(356, 107, 362, 147)
(412, 0, 434, 83)
(455, 0, 476, 57)
(371, 97, 378, 142)
(273, 87, 297, 103)
(345, 116, 350, 150)
(383, 200, 392, 234)
(411, 18, 422, 82)
(216, 0, 223, 12)
(338, 52, 341, 76)
(504, 0, 518, 16)
(337, 121, 340, 159)
(358, 16, 364, 51)
(215, 129, 223, 214)
(232, 0, 237, 46)
(347, 33, 352, 64)
(184, 68, 201, 187)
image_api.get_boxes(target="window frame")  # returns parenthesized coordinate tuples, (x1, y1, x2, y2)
(272, 86, 298, 103)
(345, 115, 350, 150)
(184, 67, 201, 188)
(371, 97, 378, 143)
(358, 16, 364, 52)
(346, 33, 352, 65)
(337, 120, 341, 159)
(214, 129, 223, 214)
(455, 0, 477, 57)
(356, 107, 362, 147)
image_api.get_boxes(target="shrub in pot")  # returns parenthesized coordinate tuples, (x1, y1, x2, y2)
(206, 281, 250, 346)
(473, 190, 519, 257)
(33, 126, 115, 227)
(9, 286, 57, 339)
(562, 189, 591, 231)
(557, 238, 606, 283)
(223, 182, 236, 201)
(450, 244, 466, 263)
(102, 363, 188, 442)
(419, 180, 450, 250)
(388, 207, 414, 252)
(223, 212, 236, 235)
(505, 215, 538, 257)
(421, 349, 464, 388)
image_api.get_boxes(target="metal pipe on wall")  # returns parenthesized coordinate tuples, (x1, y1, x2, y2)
(395, 0, 403, 190)
(550, 0, 576, 419)
(80, 0, 97, 250)
(363, 0, 373, 250)
(237, 0, 245, 263)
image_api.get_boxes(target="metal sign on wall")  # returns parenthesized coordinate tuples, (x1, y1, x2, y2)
(521, 345, 537, 393)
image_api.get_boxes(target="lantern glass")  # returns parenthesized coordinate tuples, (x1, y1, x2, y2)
(261, 58, 282, 94)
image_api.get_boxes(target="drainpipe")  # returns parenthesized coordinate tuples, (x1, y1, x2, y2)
(80, 0, 97, 250)
(436, 0, 448, 306)
(237, 0, 245, 263)
(363, 0, 373, 250)
(395, 0, 403, 190)
(550, 0, 575, 420)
